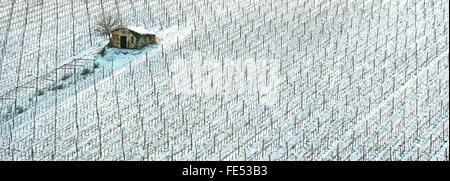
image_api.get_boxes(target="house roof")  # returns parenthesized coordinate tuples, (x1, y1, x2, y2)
(127, 26, 154, 35)
(112, 26, 155, 36)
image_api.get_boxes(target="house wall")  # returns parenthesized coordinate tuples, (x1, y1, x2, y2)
(111, 29, 156, 49)
(136, 35, 156, 49)
(111, 29, 138, 49)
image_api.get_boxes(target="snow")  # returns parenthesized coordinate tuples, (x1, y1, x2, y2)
(0, 0, 448, 161)
(127, 26, 155, 35)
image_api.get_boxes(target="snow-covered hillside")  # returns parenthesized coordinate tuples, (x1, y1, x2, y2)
(0, 0, 448, 161)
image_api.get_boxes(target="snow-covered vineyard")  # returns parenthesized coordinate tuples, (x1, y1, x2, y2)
(0, 0, 448, 161)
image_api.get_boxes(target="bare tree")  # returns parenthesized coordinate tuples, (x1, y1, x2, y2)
(94, 14, 121, 40)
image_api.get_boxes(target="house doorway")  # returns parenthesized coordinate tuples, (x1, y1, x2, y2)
(120, 36, 127, 48)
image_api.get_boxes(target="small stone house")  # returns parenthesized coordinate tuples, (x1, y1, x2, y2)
(110, 26, 156, 49)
